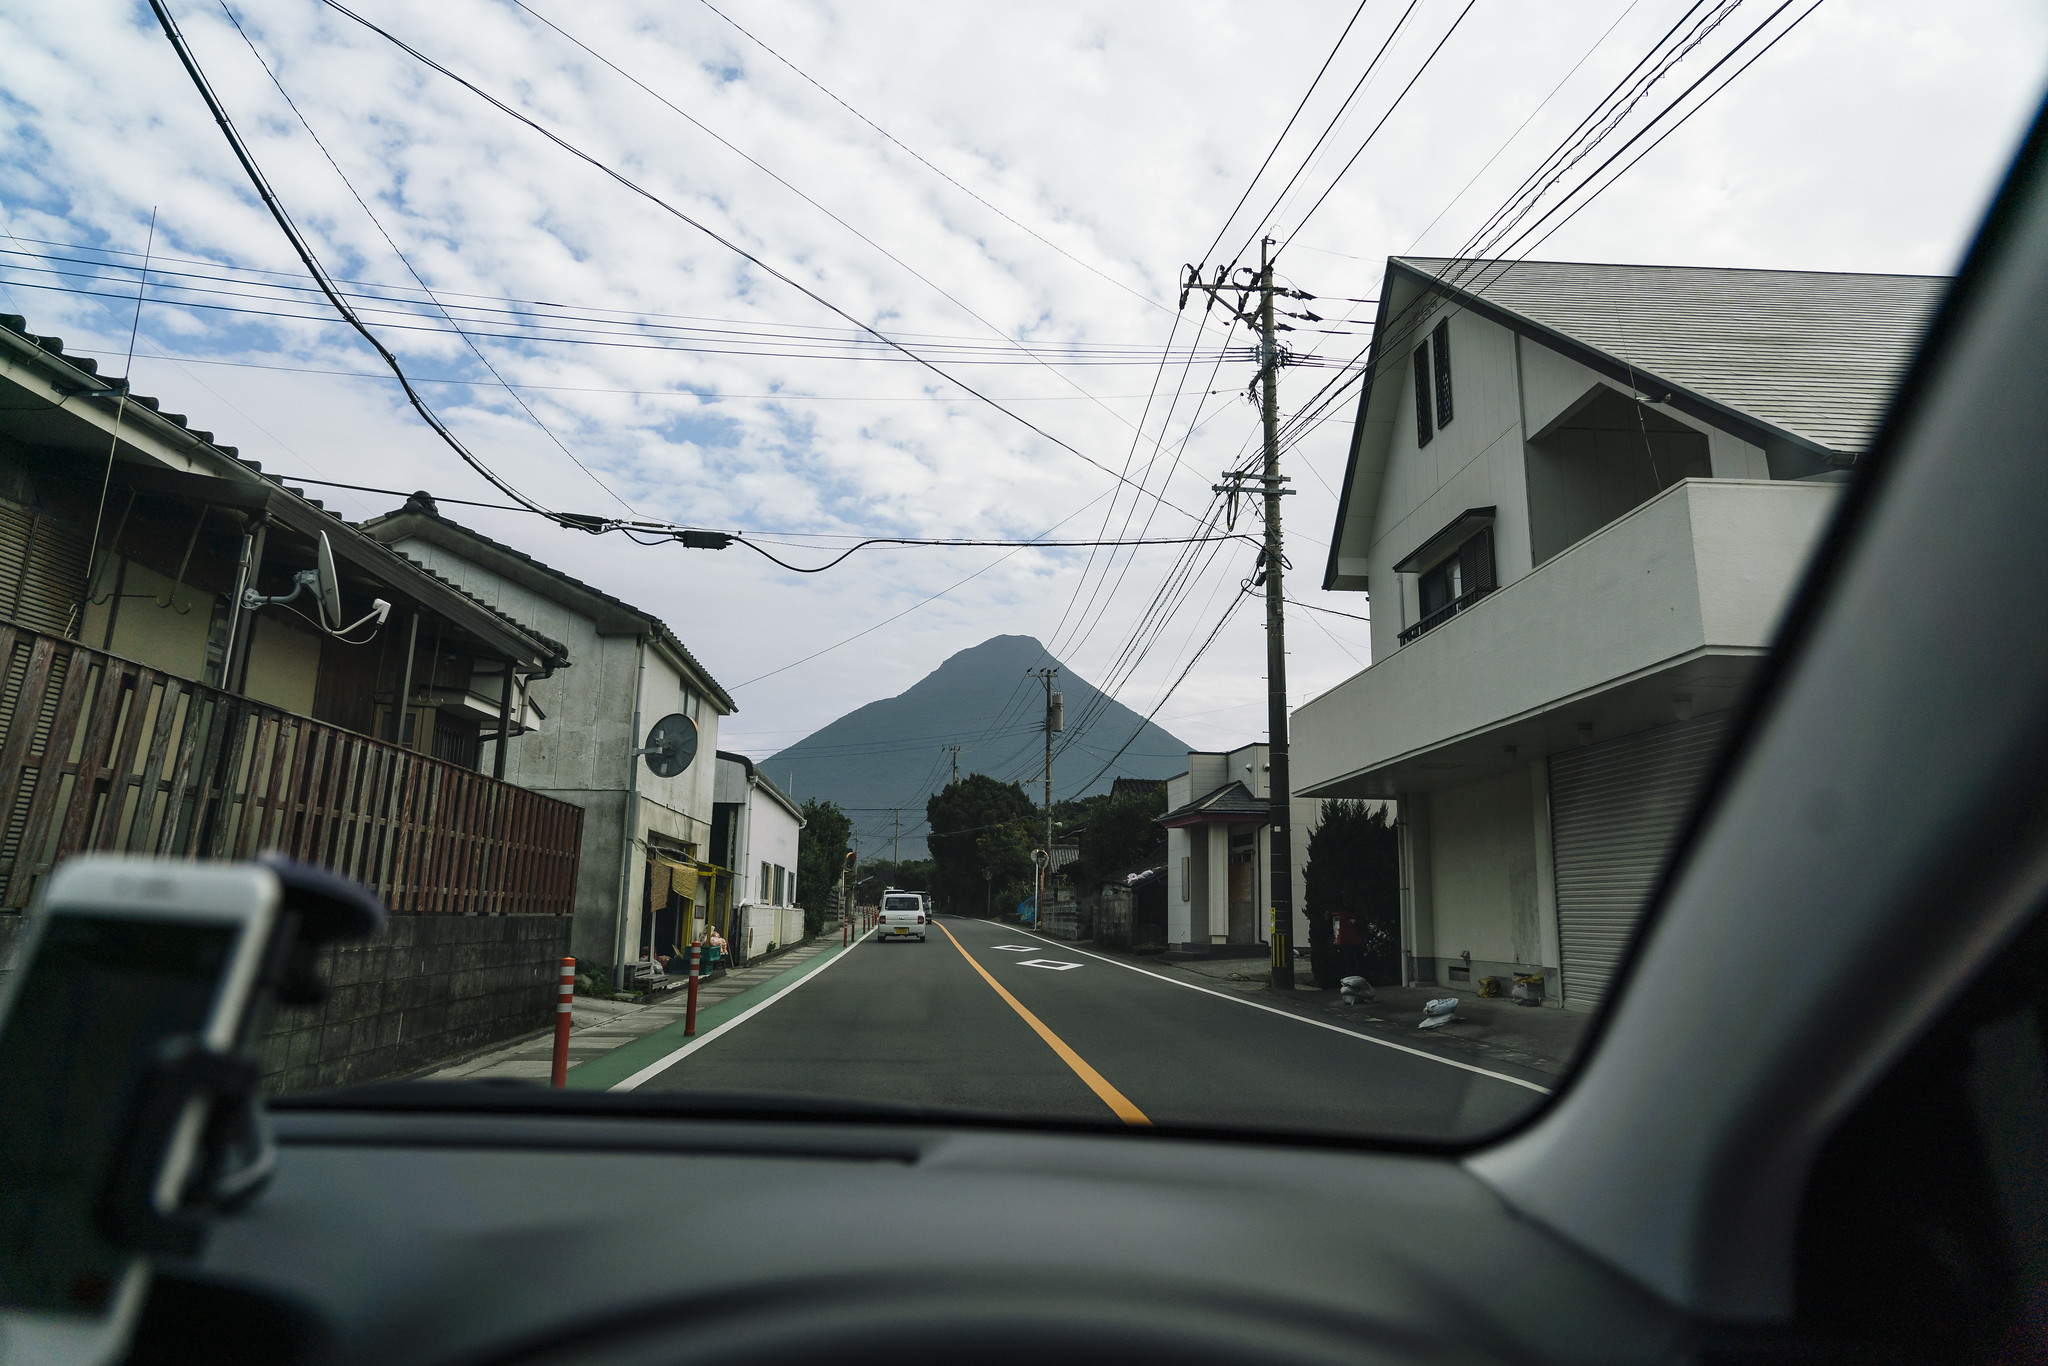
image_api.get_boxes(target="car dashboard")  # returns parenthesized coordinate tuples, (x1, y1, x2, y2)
(131, 1090, 1686, 1366)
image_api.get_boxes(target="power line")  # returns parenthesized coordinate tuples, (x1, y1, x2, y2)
(317, 0, 1210, 525)
(216, 0, 635, 518)
(733, 529, 1255, 574)
(144, 0, 583, 530)
(503, 0, 1206, 441)
(688, 0, 1173, 318)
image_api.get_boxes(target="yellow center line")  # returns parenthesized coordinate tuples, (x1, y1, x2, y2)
(936, 921, 1151, 1127)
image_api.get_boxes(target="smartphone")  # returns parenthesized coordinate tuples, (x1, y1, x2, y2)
(0, 858, 280, 1366)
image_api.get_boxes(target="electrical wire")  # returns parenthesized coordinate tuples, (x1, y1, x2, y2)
(316, 0, 1210, 524)
(732, 529, 1255, 574)
(688, 0, 1174, 318)
(144, 0, 583, 530)
(217, 0, 636, 518)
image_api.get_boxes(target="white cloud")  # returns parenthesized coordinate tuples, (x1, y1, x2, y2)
(2, 0, 2041, 773)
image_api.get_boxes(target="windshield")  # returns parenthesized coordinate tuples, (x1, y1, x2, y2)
(3, 2, 2040, 1145)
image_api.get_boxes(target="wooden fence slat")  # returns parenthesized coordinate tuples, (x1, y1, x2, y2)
(127, 678, 183, 852)
(0, 621, 581, 923)
(4, 646, 98, 907)
(0, 637, 59, 846)
(97, 667, 153, 850)
(53, 659, 131, 857)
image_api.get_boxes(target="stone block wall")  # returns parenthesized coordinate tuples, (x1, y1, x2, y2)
(259, 913, 571, 1093)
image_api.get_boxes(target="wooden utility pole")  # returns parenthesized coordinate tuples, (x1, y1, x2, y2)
(1182, 238, 1298, 989)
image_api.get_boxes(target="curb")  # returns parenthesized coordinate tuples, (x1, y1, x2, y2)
(564, 936, 857, 1091)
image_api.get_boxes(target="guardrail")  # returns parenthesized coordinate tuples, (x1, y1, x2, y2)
(0, 620, 582, 913)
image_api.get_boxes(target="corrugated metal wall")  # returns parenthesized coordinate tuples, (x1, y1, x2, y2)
(1549, 710, 1733, 1007)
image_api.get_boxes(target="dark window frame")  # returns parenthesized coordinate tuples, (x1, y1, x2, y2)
(1432, 320, 1454, 428)
(1413, 344, 1434, 447)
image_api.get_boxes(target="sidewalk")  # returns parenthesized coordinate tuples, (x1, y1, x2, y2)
(425, 936, 842, 1084)
(1070, 941, 1593, 1077)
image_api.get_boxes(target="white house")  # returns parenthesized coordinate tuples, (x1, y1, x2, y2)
(1292, 258, 1945, 1009)
(362, 494, 735, 981)
(1161, 741, 1320, 957)
(712, 751, 806, 960)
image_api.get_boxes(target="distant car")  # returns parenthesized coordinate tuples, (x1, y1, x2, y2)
(878, 891, 927, 942)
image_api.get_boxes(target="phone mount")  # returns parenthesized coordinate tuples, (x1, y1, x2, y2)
(98, 856, 386, 1256)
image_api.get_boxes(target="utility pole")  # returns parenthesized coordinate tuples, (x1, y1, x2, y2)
(1027, 667, 1060, 925)
(1183, 237, 1298, 989)
(942, 744, 961, 786)
(893, 808, 901, 868)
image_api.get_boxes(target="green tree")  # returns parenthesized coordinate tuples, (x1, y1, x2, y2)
(926, 774, 1037, 914)
(1077, 785, 1168, 879)
(795, 797, 853, 937)
(975, 819, 1039, 916)
(1302, 801, 1401, 988)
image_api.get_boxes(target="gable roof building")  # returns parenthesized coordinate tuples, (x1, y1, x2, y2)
(363, 493, 733, 977)
(1324, 257, 1945, 592)
(1294, 257, 1946, 1010)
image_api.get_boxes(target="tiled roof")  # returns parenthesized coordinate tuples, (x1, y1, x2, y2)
(1392, 258, 1948, 457)
(363, 492, 735, 713)
(0, 312, 567, 667)
(1158, 780, 1268, 827)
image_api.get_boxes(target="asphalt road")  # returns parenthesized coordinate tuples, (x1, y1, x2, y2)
(637, 915, 1549, 1140)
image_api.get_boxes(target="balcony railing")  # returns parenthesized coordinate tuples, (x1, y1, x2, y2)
(0, 620, 582, 913)
(1397, 583, 1496, 644)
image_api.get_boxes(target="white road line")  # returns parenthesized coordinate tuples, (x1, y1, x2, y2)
(611, 935, 868, 1091)
(999, 927, 1552, 1095)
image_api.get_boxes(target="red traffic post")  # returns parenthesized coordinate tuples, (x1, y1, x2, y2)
(550, 956, 575, 1087)
(683, 941, 702, 1037)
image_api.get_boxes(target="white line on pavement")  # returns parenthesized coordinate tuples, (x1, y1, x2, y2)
(611, 934, 869, 1091)
(999, 926, 1552, 1095)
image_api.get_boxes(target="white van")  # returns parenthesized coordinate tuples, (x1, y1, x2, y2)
(877, 890, 927, 942)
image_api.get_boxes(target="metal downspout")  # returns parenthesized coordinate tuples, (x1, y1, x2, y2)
(613, 635, 648, 978)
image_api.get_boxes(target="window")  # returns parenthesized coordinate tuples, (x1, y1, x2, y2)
(1412, 344, 1434, 446)
(1432, 320, 1453, 427)
(760, 860, 771, 904)
(1405, 526, 1497, 643)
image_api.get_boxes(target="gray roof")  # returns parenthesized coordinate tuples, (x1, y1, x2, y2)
(1395, 257, 1948, 456)
(362, 493, 735, 713)
(1158, 780, 1268, 827)
(0, 312, 569, 669)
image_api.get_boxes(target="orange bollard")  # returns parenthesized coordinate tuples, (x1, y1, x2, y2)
(550, 957, 575, 1087)
(683, 941, 702, 1036)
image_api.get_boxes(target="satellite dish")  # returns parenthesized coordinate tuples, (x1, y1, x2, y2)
(314, 531, 344, 630)
(641, 713, 698, 778)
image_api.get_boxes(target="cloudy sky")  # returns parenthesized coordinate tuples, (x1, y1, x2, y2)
(3, 0, 2043, 811)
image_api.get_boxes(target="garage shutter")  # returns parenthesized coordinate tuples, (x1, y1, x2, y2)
(1549, 710, 1733, 1008)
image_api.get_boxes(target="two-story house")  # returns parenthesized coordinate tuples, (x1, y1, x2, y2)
(1291, 258, 1945, 1009)
(362, 494, 735, 984)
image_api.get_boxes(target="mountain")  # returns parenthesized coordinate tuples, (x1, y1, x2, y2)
(761, 635, 1189, 858)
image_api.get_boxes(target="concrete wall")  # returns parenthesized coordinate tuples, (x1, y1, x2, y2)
(1295, 478, 1840, 793)
(241, 612, 321, 716)
(0, 908, 568, 1093)
(77, 557, 215, 680)
(259, 912, 572, 1093)
(1427, 764, 1544, 975)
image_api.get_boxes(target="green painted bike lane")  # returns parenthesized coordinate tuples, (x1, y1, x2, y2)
(566, 935, 861, 1090)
